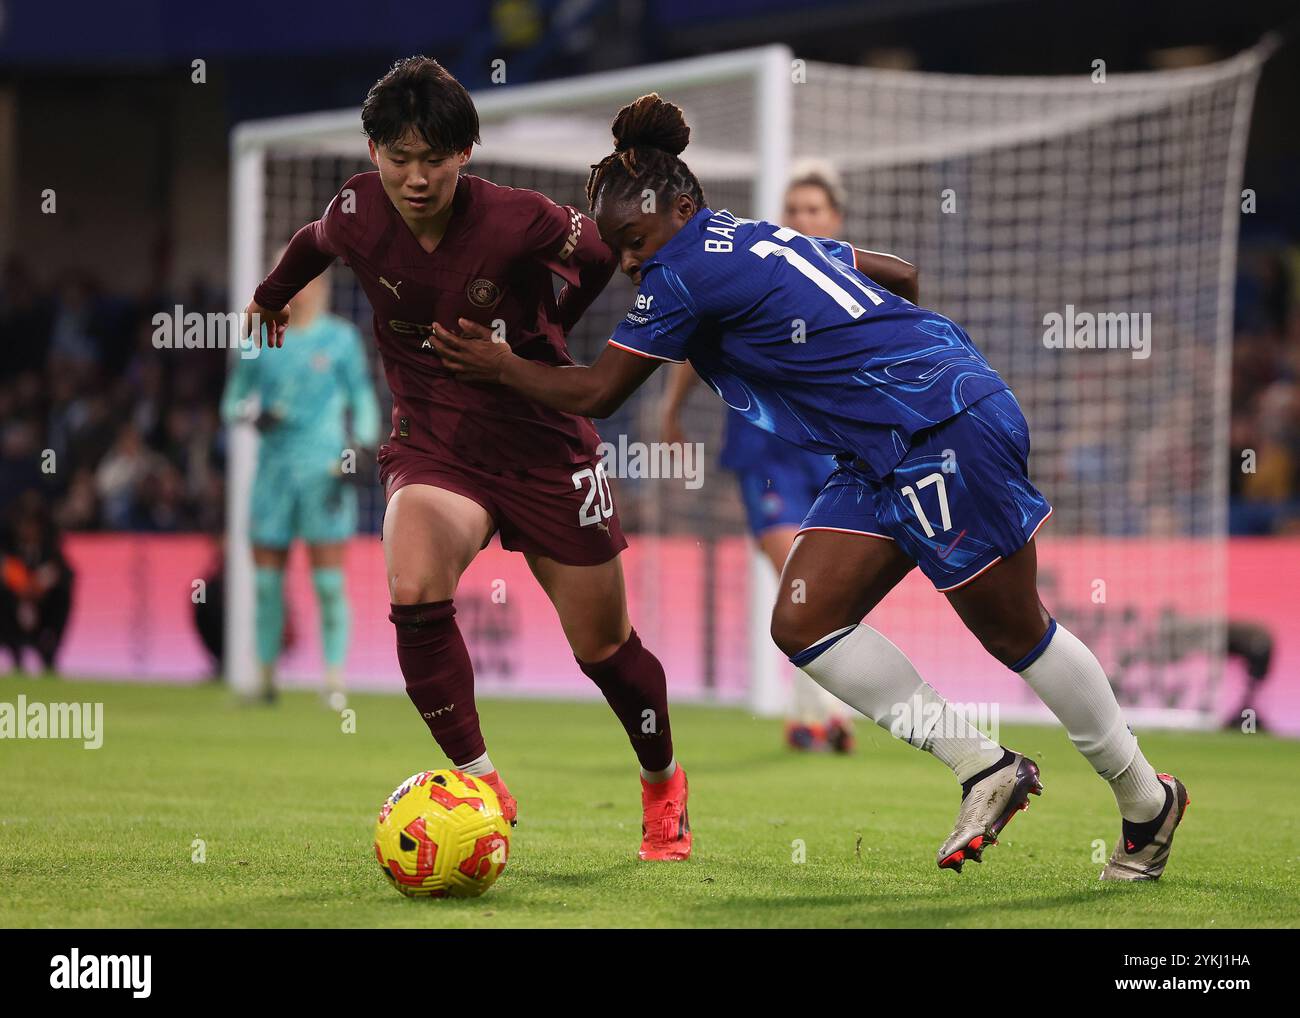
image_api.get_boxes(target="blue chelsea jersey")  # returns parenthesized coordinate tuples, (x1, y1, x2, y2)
(608, 208, 1008, 480)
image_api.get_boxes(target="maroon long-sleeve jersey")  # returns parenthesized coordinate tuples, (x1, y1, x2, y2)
(253, 171, 616, 471)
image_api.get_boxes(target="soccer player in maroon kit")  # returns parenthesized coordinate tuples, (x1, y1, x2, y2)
(243, 57, 691, 861)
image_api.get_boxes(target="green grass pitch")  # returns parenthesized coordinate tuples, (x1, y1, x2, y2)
(2, 678, 1298, 928)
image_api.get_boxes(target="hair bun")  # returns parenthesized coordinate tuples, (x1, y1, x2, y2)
(611, 93, 690, 156)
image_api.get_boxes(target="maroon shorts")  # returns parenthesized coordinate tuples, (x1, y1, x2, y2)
(377, 444, 627, 567)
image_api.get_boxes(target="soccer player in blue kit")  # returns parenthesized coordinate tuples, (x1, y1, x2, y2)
(660, 163, 915, 755)
(432, 95, 1189, 879)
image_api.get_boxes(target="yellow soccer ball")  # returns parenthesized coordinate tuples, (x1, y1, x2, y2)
(373, 769, 510, 898)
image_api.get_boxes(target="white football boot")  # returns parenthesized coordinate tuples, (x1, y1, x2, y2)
(937, 750, 1043, 872)
(1100, 773, 1189, 881)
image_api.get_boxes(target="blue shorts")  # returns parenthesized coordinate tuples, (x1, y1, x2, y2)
(733, 450, 837, 536)
(799, 388, 1053, 591)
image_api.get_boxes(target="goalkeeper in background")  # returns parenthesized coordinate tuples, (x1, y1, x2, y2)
(221, 268, 380, 709)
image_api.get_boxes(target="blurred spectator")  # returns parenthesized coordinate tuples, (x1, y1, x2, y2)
(48, 273, 102, 368)
(54, 469, 100, 532)
(0, 492, 74, 675)
(96, 422, 165, 529)
(0, 257, 52, 379)
(0, 416, 47, 518)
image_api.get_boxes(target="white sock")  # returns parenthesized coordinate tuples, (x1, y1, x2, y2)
(1109, 746, 1167, 823)
(1016, 620, 1165, 820)
(794, 624, 1003, 782)
(641, 758, 678, 784)
(457, 751, 496, 777)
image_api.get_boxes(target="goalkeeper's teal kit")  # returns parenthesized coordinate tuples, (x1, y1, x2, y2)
(222, 311, 380, 548)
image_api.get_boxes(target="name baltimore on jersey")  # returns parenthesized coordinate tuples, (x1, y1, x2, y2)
(610, 206, 1009, 480)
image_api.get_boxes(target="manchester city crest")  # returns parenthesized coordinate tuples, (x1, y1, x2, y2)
(467, 278, 503, 308)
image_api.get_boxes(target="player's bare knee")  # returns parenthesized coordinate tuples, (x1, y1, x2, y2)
(576, 639, 627, 666)
(388, 574, 447, 605)
(769, 604, 812, 659)
(981, 637, 1021, 667)
(977, 626, 1042, 668)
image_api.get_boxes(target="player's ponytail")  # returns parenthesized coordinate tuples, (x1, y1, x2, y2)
(611, 92, 690, 157)
(585, 93, 705, 213)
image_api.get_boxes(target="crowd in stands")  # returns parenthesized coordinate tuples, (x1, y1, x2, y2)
(1230, 237, 1300, 534)
(0, 257, 228, 533)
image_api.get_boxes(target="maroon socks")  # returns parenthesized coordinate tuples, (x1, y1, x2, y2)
(577, 629, 674, 773)
(389, 600, 484, 766)
(391, 603, 674, 776)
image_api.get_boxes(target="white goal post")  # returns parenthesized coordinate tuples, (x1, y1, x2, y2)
(229, 43, 1267, 728)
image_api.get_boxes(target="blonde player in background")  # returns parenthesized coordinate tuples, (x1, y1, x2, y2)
(659, 162, 918, 753)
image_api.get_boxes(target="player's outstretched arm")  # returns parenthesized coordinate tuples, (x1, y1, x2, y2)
(243, 220, 340, 347)
(431, 318, 659, 418)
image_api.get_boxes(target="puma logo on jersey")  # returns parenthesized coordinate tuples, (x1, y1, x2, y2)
(380, 276, 402, 299)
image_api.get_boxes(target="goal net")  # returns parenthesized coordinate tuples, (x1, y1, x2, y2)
(228, 44, 1265, 728)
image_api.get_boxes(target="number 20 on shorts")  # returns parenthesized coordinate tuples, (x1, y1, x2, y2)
(572, 463, 614, 527)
